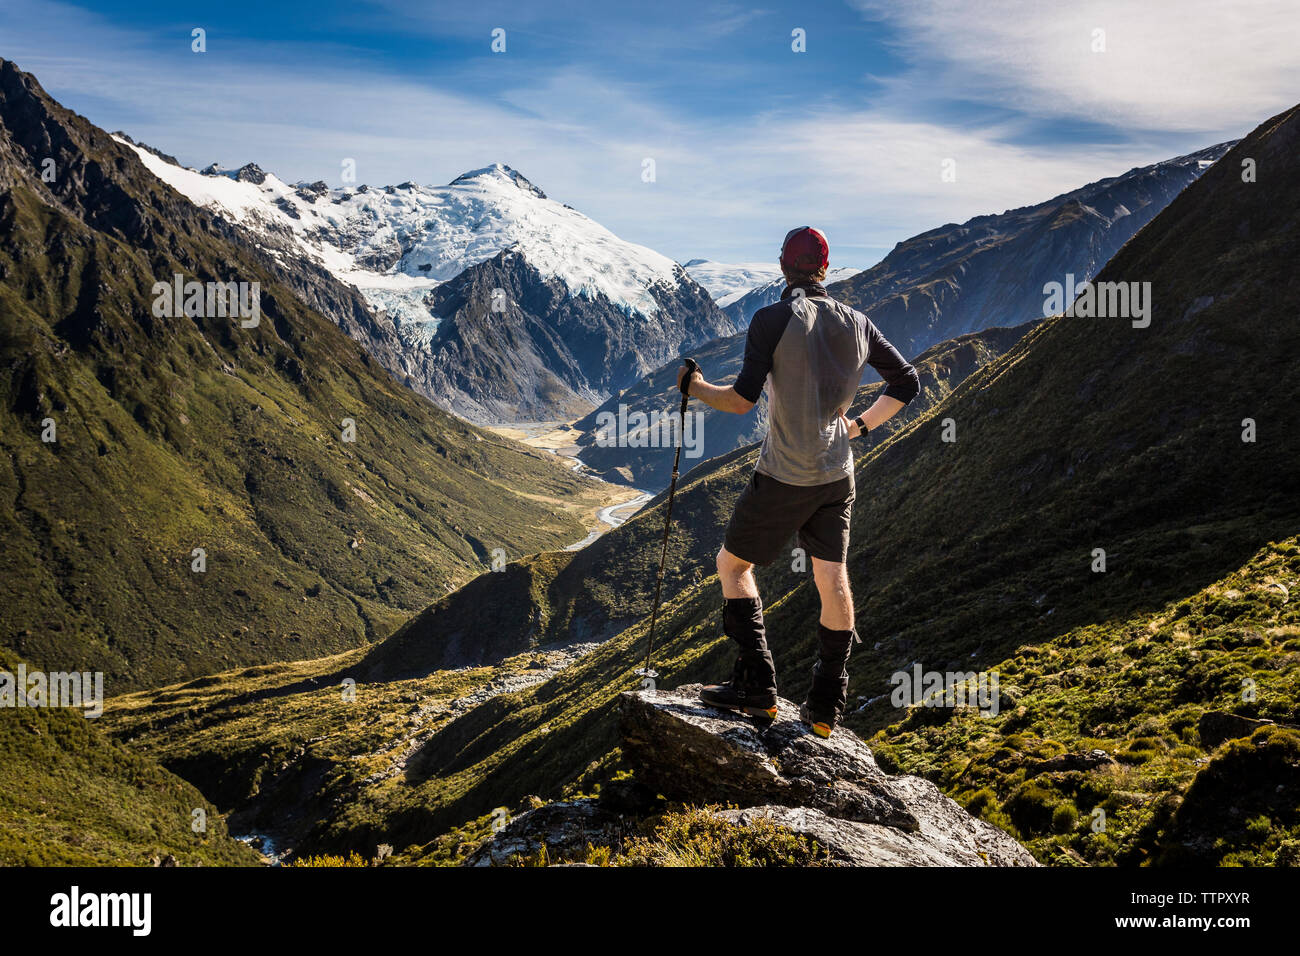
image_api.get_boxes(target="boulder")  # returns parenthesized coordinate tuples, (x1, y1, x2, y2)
(715, 801, 1027, 866)
(618, 685, 1037, 866)
(620, 685, 919, 830)
(1198, 711, 1276, 750)
(1028, 749, 1117, 776)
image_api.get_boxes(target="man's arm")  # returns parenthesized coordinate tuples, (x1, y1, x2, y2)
(675, 304, 786, 415)
(841, 393, 904, 438)
(842, 319, 920, 438)
(675, 369, 754, 414)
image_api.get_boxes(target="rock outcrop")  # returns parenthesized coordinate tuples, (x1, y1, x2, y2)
(620, 686, 1036, 866)
(466, 801, 628, 866)
(1197, 710, 1278, 750)
(468, 685, 1038, 866)
(620, 686, 922, 831)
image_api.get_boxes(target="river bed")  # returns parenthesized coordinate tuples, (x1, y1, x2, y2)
(483, 420, 652, 551)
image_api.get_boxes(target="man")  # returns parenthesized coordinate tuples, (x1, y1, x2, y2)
(676, 226, 919, 738)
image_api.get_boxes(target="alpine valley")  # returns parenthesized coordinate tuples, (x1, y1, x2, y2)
(1, 54, 1297, 870)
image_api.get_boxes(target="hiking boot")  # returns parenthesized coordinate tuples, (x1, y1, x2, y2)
(799, 700, 836, 739)
(799, 624, 857, 739)
(700, 597, 778, 723)
(800, 659, 846, 738)
(701, 657, 778, 721)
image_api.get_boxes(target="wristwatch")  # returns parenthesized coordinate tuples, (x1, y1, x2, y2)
(853, 415, 868, 436)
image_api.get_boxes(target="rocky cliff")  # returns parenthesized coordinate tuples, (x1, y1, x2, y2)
(421, 249, 733, 422)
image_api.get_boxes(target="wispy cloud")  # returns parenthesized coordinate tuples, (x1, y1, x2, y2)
(850, 0, 1299, 137)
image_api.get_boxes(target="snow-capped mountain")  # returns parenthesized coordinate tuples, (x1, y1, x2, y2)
(114, 140, 734, 421)
(683, 259, 785, 307)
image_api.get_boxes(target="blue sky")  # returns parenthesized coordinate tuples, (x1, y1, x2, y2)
(2, 0, 1296, 265)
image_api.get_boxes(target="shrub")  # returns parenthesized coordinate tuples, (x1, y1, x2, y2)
(964, 788, 999, 816)
(618, 807, 829, 867)
(1273, 841, 1300, 866)
(1244, 815, 1272, 842)
(1005, 783, 1060, 835)
(1052, 802, 1080, 834)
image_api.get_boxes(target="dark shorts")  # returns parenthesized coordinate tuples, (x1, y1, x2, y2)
(724, 469, 855, 566)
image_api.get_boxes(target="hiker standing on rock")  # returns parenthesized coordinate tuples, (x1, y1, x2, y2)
(676, 226, 919, 737)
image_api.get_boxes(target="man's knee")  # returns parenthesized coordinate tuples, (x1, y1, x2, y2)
(717, 546, 752, 579)
(811, 558, 849, 590)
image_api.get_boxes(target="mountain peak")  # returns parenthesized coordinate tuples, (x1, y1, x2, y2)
(449, 163, 546, 199)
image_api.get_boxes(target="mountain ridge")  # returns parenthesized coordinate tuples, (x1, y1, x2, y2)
(0, 57, 599, 690)
(114, 136, 736, 422)
(829, 141, 1235, 355)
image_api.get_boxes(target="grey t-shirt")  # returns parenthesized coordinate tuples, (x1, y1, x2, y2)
(732, 282, 920, 487)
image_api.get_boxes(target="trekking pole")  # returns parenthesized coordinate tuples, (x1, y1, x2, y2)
(637, 357, 699, 686)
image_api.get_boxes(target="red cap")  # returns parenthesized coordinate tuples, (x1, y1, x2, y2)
(779, 226, 829, 271)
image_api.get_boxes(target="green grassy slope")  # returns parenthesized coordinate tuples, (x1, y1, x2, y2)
(107, 537, 1299, 866)
(871, 537, 1300, 866)
(104, 573, 735, 859)
(0, 59, 594, 691)
(0, 650, 260, 866)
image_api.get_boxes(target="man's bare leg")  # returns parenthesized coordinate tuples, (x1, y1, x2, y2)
(716, 546, 759, 599)
(812, 557, 853, 630)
